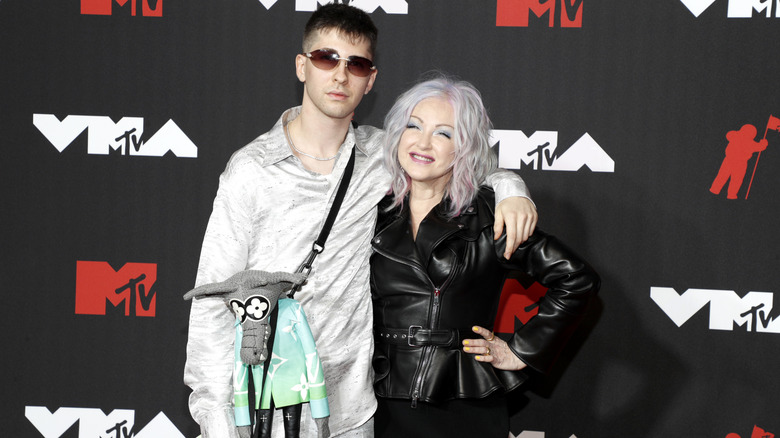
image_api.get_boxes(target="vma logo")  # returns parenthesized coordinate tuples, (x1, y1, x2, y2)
(256, 0, 408, 14)
(680, 0, 780, 17)
(709, 115, 778, 200)
(651, 287, 780, 333)
(33, 114, 197, 158)
(497, 0, 583, 27)
(25, 406, 185, 438)
(76, 261, 157, 317)
(492, 130, 614, 172)
(81, 0, 162, 16)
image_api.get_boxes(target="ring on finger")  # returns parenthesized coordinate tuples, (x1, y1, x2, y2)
(486, 332, 495, 342)
(486, 347, 491, 356)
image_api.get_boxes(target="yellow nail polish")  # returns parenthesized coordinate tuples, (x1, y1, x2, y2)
(472, 326, 478, 332)
(463, 340, 469, 345)
(475, 356, 482, 360)
(464, 347, 470, 352)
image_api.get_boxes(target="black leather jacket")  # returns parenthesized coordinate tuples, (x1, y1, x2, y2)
(370, 188, 600, 406)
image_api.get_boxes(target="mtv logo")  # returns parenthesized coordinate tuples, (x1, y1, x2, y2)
(81, 0, 162, 16)
(497, 0, 583, 27)
(494, 279, 548, 334)
(75, 261, 157, 317)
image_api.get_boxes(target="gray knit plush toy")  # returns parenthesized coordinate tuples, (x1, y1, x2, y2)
(185, 270, 330, 438)
(184, 270, 306, 365)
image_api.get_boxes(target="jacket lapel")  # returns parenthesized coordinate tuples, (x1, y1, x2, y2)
(373, 204, 422, 267)
(414, 206, 465, 267)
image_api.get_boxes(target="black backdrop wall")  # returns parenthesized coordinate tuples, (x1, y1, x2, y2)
(3, 1, 779, 437)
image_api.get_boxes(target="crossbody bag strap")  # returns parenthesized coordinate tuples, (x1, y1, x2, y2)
(288, 146, 356, 298)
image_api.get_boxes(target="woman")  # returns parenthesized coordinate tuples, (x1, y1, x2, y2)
(370, 76, 600, 437)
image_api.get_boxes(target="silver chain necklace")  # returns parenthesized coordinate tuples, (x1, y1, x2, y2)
(285, 121, 338, 161)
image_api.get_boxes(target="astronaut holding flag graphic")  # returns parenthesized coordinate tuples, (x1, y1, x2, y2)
(710, 115, 780, 199)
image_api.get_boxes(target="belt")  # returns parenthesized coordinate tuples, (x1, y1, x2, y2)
(375, 326, 471, 347)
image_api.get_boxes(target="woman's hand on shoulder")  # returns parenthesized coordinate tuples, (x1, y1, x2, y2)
(463, 325, 528, 371)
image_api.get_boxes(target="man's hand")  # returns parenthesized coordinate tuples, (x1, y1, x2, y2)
(494, 196, 537, 259)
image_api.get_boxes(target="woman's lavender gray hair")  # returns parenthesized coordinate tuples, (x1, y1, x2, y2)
(382, 74, 498, 218)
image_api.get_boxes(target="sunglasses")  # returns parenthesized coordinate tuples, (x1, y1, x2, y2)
(303, 49, 376, 77)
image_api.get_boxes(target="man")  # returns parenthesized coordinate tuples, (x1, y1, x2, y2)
(184, 4, 537, 438)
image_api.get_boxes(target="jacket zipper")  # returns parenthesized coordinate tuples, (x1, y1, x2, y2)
(374, 244, 459, 409)
(410, 287, 440, 408)
(432, 288, 441, 317)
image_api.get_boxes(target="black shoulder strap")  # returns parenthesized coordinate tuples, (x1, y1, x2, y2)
(288, 146, 356, 298)
(316, 146, 356, 249)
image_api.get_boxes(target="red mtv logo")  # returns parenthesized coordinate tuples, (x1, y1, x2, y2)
(494, 277, 548, 334)
(497, 0, 583, 28)
(81, 0, 162, 16)
(75, 261, 157, 317)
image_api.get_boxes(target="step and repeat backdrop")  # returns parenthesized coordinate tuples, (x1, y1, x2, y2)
(2, 1, 779, 437)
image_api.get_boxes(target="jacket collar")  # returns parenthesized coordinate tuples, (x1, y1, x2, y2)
(373, 192, 494, 266)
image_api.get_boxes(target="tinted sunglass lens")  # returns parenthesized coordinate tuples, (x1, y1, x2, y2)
(347, 59, 372, 77)
(311, 50, 339, 69)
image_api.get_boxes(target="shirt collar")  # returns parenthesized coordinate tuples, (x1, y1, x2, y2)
(261, 106, 368, 167)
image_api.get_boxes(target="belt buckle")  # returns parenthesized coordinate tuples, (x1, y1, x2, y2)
(407, 325, 422, 347)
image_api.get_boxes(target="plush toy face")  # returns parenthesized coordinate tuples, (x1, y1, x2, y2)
(230, 295, 272, 323)
(184, 270, 306, 365)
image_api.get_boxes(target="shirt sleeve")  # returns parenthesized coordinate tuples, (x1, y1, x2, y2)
(184, 161, 253, 437)
(484, 168, 535, 206)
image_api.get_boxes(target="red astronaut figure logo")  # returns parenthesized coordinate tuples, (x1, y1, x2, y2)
(725, 424, 775, 438)
(710, 115, 780, 199)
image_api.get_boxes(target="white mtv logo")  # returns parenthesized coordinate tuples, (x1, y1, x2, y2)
(33, 114, 198, 158)
(25, 406, 186, 438)
(651, 287, 780, 333)
(679, 0, 780, 17)
(491, 130, 614, 172)
(256, 0, 408, 14)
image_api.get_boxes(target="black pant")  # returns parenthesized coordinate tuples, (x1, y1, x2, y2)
(374, 394, 509, 438)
